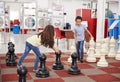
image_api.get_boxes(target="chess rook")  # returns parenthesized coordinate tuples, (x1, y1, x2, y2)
(36, 53, 49, 78)
(52, 50, 64, 70)
(68, 52, 80, 75)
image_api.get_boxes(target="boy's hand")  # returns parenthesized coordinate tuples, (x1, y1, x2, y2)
(91, 36, 94, 40)
(75, 39, 78, 44)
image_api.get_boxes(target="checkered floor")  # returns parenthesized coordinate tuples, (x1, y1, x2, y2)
(0, 52, 120, 82)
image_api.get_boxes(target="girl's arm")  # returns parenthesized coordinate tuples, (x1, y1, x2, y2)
(52, 46, 59, 52)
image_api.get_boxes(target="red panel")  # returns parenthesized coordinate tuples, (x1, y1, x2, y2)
(90, 18, 97, 41)
(104, 19, 108, 38)
(82, 9, 91, 21)
(76, 9, 108, 41)
(82, 9, 96, 41)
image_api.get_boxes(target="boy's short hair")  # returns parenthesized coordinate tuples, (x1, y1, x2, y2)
(75, 16, 82, 21)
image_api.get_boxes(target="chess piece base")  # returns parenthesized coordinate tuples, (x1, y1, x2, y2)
(94, 53, 101, 58)
(68, 68, 80, 75)
(36, 70, 49, 78)
(6, 60, 17, 66)
(52, 64, 64, 70)
(86, 57, 96, 62)
(108, 52, 116, 57)
(97, 61, 108, 67)
(115, 54, 120, 60)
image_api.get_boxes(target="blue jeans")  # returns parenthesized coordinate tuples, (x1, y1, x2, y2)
(76, 40, 84, 59)
(18, 42, 41, 70)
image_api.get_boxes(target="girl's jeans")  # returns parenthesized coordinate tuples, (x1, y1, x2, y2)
(18, 42, 41, 70)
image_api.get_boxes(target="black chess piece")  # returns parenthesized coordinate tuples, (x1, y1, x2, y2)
(52, 50, 64, 70)
(36, 53, 49, 78)
(68, 52, 80, 74)
(8, 42, 14, 48)
(6, 42, 17, 66)
(17, 66, 27, 82)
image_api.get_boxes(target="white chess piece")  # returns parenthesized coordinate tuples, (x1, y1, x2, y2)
(94, 40, 101, 58)
(97, 42, 108, 67)
(104, 37, 110, 55)
(86, 39, 96, 62)
(115, 46, 120, 60)
(108, 37, 116, 57)
(87, 39, 94, 55)
(84, 41, 89, 54)
(67, 46, 76, 63)
(102, 38, 109, 55)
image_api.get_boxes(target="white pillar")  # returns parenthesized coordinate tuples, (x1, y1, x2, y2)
(96, 0, 106, 40)
(119, 0, 120, 15)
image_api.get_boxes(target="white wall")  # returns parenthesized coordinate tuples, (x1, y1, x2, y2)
(109, 2, 118, 13)
(2, 0, 119, 28)
(61, 0, 91, 28)
(109, 2, 119, 18)
(36, 0, 91, 28)
(5, 2, 22, 21)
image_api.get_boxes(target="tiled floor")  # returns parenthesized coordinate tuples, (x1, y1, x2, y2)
(0, 32, 120, 82)
(0, 53, 120, 82)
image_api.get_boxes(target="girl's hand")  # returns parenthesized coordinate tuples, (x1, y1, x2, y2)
(55, 50, 61, 55)
(52, 47, 61, 54)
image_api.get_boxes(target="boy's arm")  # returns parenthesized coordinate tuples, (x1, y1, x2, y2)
(74, 32, 78, 44)
(86, 29, 94, 39)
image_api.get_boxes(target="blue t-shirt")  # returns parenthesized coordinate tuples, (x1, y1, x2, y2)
(73, 24, 87, 41)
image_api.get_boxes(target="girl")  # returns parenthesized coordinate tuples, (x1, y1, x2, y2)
(18, 25, 59, 72)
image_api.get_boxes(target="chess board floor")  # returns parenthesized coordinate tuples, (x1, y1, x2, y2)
(0, 52, 120, 82)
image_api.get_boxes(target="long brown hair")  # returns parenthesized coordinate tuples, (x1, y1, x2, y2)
(37, 25, 55, 48)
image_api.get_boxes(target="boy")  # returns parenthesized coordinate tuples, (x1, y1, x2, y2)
(73, 16, 93, 63)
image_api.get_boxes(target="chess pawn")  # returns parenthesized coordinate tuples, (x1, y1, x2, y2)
(52, 50, 64, 70)
(36, 54, 49, 78)
(115, 46, 120, 60)
(17, 66, 27, 82)
(94, 40, 101, 58)
(6, 43, 17, 66)
(84, 42, 89, 54)
(108, 37, 116, 57)
(97, 43, 108, 67)
(103, 38, 110, 55)
(87, 38, 95, 54)
(105, 37, 110, 53)
(89, 38, 95, 48)
(68, 52, 80, 74)
(86, 48, 96, 62)
(101, 39, 109, 55)
(86, 39, 96, 62)
(68, 46, 76, 63)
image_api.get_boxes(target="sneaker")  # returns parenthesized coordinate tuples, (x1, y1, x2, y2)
(17, 65, 23, 68)
(80, 59, 84, 63)
(78, 57, 80, 61)
(33, 69, 38, 73)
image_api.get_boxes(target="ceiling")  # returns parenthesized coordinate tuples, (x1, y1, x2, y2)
(0, 0, 119, 3)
